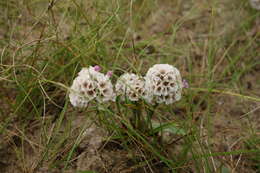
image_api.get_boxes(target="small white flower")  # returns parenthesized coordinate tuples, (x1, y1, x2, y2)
(95, 74, 116, 103)
(115, 73, 149, 102)
(250, 0, 260, 10)
(145, 64, 183, 104)
(69, 75, 96, 108)
(69, 66, 115, 107)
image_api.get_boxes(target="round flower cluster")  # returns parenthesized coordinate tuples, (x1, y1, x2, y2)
(69, 64, 184, 107)
(250, 0, 260, 10)
(115, 73, 148, 101)
(145, 64, 183, 104)
(69, 66, 115, 108)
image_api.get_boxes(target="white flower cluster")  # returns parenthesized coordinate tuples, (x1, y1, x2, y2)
(250, 0, 260, 10)
(69, 64, 184, 107)
(115, 73, 148, 101)
(145, 64, 183, 105)
(69, 66, 115, 108)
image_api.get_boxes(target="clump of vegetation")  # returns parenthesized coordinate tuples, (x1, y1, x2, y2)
(68, 64, 185, 142)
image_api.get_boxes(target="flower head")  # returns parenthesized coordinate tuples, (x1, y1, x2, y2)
(115, 73, 149, 102)
(145, 64, 183, 104)
(69, 66, 115, 107)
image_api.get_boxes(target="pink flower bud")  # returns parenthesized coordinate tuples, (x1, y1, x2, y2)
(106, 71, 113, 77)
(94, 65, 101, 72)
(182, 79, 189, 88)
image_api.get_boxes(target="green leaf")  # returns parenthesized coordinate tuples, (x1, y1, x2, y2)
(221, 165, 230, 173)
(151, 122, 186, 135)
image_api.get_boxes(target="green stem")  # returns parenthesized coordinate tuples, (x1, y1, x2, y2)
(146, 103, 158, 132)
(131, 101, 143, 130)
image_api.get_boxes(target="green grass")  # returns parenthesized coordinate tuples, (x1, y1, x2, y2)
(0, 0, 260, 172)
